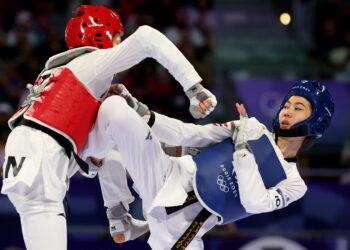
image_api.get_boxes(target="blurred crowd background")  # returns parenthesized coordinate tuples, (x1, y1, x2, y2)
(0, 0, 350, 249)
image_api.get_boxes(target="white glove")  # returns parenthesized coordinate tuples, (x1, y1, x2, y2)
(185, 83, 217, 119)
(108, 84, 149, 117)
(233, 114, 249, 151)
(233, 117, 265, 150)
(232, 116, 266, 142)
(232, 103, 266, 151)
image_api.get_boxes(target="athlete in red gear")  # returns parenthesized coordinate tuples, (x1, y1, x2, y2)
(1, 5, 216, 250)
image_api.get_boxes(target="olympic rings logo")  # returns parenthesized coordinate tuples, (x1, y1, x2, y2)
(217, 175, 230, 192)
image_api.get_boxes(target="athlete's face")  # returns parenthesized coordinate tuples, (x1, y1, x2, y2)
(112, 32, 122, 46)
(278, 96, 312, 129)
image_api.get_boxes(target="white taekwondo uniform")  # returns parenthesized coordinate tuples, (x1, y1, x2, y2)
(82, 95, 307, 250)
(1, 25, 203, 250)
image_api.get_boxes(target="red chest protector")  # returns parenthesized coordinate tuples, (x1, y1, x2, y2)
(9, 67, 101, 153)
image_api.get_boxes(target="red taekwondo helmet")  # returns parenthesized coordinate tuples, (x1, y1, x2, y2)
(65, 5, 124, 49)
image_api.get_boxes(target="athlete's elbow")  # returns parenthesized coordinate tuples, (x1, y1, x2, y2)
(135, 25, 157, 41)
(298, 182, 308, 199)
(136, 25, 153, 32)
(290, 178, 308, 201)
(240, 196, 271, 214)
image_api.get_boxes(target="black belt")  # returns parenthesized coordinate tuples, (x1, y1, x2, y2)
(166, 191, 213, 250)
(165, 190, 198, 215)
(18, 119, 89, 174)
(171, 208, 212, 250)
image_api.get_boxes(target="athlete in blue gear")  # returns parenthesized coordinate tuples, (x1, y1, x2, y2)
(83, 80, 334, 249)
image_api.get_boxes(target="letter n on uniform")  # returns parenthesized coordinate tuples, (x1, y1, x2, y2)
(4, 156, 26, 178)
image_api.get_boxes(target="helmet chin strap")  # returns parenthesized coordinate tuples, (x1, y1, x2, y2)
(273, 125, 309, 137)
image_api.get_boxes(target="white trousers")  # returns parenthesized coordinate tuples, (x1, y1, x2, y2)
(1, 125, 138, 250)
(84, 96, 218, 249)
(84, 96, 172, 211)
(98, 149, 135, 208)
(1, 126, 69, 250)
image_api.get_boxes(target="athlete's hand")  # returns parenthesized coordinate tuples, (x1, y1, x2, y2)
(233, 103, 265, 149)
(233, 103, 249, 150)
(185, 83, 217, 119)
(108, 84, 149, 117)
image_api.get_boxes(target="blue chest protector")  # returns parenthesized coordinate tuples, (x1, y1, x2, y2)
(193, 135, 287, 224)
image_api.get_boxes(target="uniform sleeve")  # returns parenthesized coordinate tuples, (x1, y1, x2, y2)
(150, 112, 234, 147)
(94, 25, 202, 91)
(232, 149, 307, 214)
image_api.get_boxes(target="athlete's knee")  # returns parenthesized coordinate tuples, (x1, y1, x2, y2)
(100, 96, 138, 127)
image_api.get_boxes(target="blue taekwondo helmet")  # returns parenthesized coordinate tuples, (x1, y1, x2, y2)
(273, 80, 335, 138)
